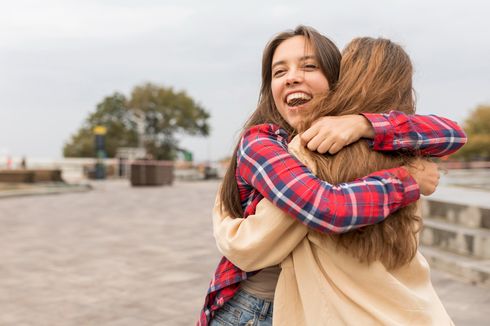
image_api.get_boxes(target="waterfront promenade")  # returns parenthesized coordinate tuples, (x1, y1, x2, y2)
(0, 180, 488, 325)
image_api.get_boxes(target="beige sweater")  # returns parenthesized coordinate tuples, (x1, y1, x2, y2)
(213, 136, 453, 326)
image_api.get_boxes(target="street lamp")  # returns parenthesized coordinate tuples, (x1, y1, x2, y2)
(93, 125, 107, 179)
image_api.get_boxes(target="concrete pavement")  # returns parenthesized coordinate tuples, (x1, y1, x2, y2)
(0, 180, 488, 325)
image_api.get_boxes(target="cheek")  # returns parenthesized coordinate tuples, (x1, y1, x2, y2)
(311, 74, 329, 93)
(271, 80, 282, 107)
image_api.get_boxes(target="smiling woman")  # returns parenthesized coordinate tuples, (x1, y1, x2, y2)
(271, 36, 329, 130)
(193, 25, 469, 326)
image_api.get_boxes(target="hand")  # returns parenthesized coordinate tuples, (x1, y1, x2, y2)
(300, 115, 375, 154)
(403, 158, 440, 196)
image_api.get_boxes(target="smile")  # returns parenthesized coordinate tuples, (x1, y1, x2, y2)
(285, 92, 312, 107)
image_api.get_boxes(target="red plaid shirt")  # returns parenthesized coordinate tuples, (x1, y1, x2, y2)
(197, 111, 467, 325)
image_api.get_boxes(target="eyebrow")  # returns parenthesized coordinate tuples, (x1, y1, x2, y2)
(271, 55, 317, 70)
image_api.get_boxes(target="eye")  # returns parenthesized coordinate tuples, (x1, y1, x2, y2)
(303, 63, 318, 70)
(273, 69, 286, 77)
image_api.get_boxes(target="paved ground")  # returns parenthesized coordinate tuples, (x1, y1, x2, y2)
(0, 180, 488, 325)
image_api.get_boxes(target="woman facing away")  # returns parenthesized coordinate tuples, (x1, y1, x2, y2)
(214, 37, 465, 325)
(200, 26, 466, 326)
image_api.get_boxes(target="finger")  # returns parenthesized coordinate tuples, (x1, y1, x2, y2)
(306, 135, 324, 152)
(411, 158, 423, 170)
(301, 125, 319, 143)
(431, 185, 437, 195)
(317, 138, 335, 154)
(328, 142, 342, 154)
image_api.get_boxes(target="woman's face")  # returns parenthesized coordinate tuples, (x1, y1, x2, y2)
(271, 35, 329, 130)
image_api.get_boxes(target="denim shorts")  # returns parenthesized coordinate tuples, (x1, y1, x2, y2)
(210, 289, 273, 326)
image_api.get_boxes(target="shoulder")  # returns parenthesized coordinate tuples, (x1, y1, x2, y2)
(240, 124, 289, 149)
(237, 124, 291, 166)
(243, 123, 288, 141)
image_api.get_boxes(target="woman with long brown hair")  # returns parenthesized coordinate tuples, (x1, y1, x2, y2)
(214, 37, 459, 325)
(200, 26, 466, 326)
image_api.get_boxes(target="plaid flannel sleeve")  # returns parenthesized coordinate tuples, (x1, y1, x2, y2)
(362, 111, 467, 157)
(237, 124, 420, 234)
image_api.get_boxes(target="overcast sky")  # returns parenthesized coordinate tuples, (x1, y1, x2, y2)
(1, 0, 489, 162)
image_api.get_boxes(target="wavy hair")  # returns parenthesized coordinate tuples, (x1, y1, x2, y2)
(299, 37, 421, 270)
(220, 26, 341, 218)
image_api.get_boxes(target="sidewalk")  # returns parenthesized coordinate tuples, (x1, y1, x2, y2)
(0, 180, 488, 325)
(0, 182, 91, 199)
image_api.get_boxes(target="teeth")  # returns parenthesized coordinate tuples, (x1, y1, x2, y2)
(286, 92, 312, 106)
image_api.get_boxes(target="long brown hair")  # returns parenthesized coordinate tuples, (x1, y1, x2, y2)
(220, 26, 341, 218)
(300, 37, 420, 270)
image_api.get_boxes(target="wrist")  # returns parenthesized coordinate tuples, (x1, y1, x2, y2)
(358, 115, 375, 139)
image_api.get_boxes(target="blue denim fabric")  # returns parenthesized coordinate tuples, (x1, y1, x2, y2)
(210, 289, 273, 326)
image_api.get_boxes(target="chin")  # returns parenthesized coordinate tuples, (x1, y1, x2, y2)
(287, 119, 300, 131)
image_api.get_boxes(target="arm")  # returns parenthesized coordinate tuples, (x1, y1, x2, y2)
(362, 111, 467, 157)
(214, 138, 317, 271)
(301, 111, 467, 157)
(216, 134, 438, 272)
(238, 124, 419, 234)
(213, 196, 307, 272)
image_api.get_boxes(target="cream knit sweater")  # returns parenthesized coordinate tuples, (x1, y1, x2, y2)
(213, 136, 453, 326)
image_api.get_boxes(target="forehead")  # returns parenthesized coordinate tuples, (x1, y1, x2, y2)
(272, 36, 315, 64)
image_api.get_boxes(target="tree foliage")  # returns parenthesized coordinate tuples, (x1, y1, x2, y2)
(63, 83, 210, 160)
(129, 83, 210, 160)
(63, 93, 138, 158)
(452, 105, 490, 160)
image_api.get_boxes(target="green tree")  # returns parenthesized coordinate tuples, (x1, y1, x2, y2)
(63, 93, 139, 157)
(63, 84, 210, 160)
(128, 83, 210, 160)
(452, 105, 490, 160)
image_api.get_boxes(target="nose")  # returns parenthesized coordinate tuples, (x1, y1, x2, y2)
(285, 68, 303, 87)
